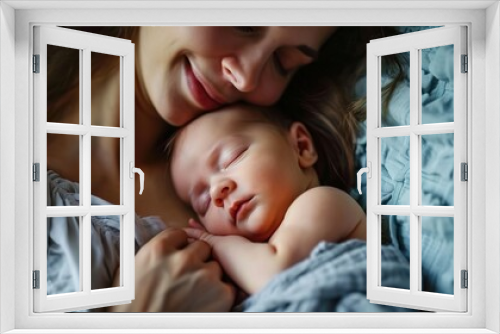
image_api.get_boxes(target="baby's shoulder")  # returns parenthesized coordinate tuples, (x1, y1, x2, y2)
(292, 186, 354, 208)
(282, 186, 365, 241)
(285, 186, 364, 224)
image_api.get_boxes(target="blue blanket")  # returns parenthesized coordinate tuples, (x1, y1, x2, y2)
(241, 240, 416, 312)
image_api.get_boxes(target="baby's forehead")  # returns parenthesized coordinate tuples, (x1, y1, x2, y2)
(174, 107, 252, 150)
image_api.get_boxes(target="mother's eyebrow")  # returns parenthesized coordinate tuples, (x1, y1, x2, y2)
(297, 45, 319, 60)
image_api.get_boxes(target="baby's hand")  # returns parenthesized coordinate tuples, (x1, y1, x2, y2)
(184, 219, 217, 246)
(188, 218, 206, 231)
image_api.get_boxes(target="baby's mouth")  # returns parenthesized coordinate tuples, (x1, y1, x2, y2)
(229, 196, 254, 223)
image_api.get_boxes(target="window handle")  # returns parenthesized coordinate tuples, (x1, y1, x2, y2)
(357, 162, 371, 195)
(129, 162, 145, 195)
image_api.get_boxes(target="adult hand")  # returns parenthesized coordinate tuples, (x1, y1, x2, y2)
(108, 228, 235, 312)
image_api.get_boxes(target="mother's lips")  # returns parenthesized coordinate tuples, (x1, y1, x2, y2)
(185, 58, 226, 110)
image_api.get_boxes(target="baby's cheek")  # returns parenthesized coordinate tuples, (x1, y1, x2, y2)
(202, 214, 230, 235)
(243, 206, 276, 242)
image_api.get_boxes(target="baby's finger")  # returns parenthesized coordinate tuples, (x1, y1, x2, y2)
(184, 227, 205, 240)
(188, 218, 205, 230)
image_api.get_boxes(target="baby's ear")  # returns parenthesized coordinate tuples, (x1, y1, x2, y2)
(288, 122, 318, 169)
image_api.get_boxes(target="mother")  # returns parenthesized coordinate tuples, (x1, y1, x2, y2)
(47, 26, 400, 312)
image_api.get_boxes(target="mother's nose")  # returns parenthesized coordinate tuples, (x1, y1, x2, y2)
(210, 178, 236, 208)
(221, 55, 264, 93)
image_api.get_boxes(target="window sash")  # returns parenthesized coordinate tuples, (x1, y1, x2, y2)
(32, 26, 136, 313)
(366, 26, 468, 312)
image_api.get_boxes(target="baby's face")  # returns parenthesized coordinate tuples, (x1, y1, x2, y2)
(170, 105, 311, 242)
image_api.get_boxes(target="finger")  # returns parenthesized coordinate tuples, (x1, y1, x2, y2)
(152, 228, 189, 251)
(213, 282, 236, 312)
(183, 227, 205, 240)
(204, 260, 223, 279)
(184, 238, 212, 262)
(188, 218, 206, 230)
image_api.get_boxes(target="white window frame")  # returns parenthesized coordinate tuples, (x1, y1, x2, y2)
(0, 2, 499, 333)
(366, 26, 468, 312)
(33, 26, 136, 313)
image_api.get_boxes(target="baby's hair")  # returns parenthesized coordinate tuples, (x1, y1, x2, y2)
(238, 103, 356, 193)
(278, 27, 407, 190)
(272, 100, 357, 193)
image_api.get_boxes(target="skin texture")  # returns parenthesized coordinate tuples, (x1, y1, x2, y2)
(170, 105, 367, 294)
(137, 26, 336, 126)
(47, 26, 339, 312)
(170, 104, 319, 242)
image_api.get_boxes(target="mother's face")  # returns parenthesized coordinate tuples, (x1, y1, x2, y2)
(137, 26, 336, 126)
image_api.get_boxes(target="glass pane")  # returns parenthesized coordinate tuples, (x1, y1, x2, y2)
(91, 136, 122, 205)
(421, 45, 454, 124)
(91, 52, 121, 127)
(47, 133, 80, 206)
(381, 52, 410, 127)
(91, 215, 121, 290)
(47, 45, 80, 124)
(420, 216, 454, 295)
(47, 216, 81, 295)
(381, 215, 410, 290)
(380, 136, 410, 205)
(421, 133, 454, 206)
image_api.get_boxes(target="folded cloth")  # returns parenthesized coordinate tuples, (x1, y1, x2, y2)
(240, 240, 417, 312)
(46, 170, 166, 297)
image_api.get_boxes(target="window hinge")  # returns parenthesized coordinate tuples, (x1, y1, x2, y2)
(33, 54, 40, 73)
(461, 54, 468, 73)
(33, 270, 40, 289)
(461, 270, 468, 289)
(461, 162, 468, 181)
(33, 163, 40, 182)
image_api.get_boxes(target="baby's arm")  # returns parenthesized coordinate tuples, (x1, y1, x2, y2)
(184, 224, 284, 294)
(186, 186, 366, 294)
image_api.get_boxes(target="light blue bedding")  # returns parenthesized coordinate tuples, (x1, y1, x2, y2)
(46, 171, 166, 297)
(241, 240, 417, 312)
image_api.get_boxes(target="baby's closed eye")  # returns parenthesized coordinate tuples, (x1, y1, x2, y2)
(219, 145, 247, 170)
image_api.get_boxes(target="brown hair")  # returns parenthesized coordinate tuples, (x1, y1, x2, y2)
(278, 26, 406, 190)
(254, 103, 356, 193)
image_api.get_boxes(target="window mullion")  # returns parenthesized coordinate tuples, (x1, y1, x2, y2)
(82, 47, 92, 295)
(78, 48, 85, 293)
(409, 47, 420, 294)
